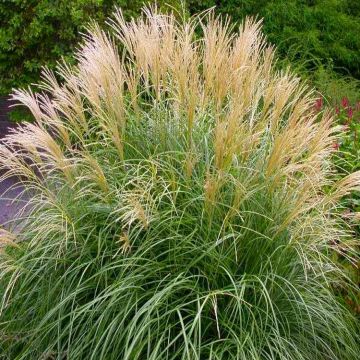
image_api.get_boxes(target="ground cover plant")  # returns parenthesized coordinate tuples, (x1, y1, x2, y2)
(0, 6, 359, 359)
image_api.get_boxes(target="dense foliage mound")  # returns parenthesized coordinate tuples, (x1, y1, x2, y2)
(189, 0, 360, 78)
(0, 6, 359, 359)
(0, 0, 181, 94)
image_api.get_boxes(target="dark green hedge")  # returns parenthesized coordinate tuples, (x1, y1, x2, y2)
(1, 0, 359, 95)
(188, 0, 360, 78)
(0, 0, 180, 94)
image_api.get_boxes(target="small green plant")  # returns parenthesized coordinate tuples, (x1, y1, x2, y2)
(8, 107, 34, 123)
(0, 6, 359, 359)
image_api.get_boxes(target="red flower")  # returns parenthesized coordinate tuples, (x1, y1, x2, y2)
(314, 97, 323, 111)
(332, 142, 340, 150)
(335, 106, 340, 115)
(341, 97, 349, 108)
(347, 106, 353, 119)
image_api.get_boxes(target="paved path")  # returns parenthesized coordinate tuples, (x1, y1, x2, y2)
(0, 96, 26, 230)
(0, 129, 26, 230)
(0, 171, 27, 230)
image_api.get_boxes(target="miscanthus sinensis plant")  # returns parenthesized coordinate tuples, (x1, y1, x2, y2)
(0, 6, 359, 359)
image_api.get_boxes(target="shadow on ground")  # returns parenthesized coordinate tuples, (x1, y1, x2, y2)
(0, 105, 29, 230)
(0, 171, 28, 230)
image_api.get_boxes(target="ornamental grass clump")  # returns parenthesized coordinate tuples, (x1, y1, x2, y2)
(0, 6, 359, 359)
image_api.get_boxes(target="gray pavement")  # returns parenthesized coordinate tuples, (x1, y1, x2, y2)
(0, 96, 29, 233)
(0, 172, 27, 230)
(0, 117, 27, 230)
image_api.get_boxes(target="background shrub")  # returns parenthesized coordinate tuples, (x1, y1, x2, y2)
(188, 0, 360, 78)
(0, 0, 181, 94)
